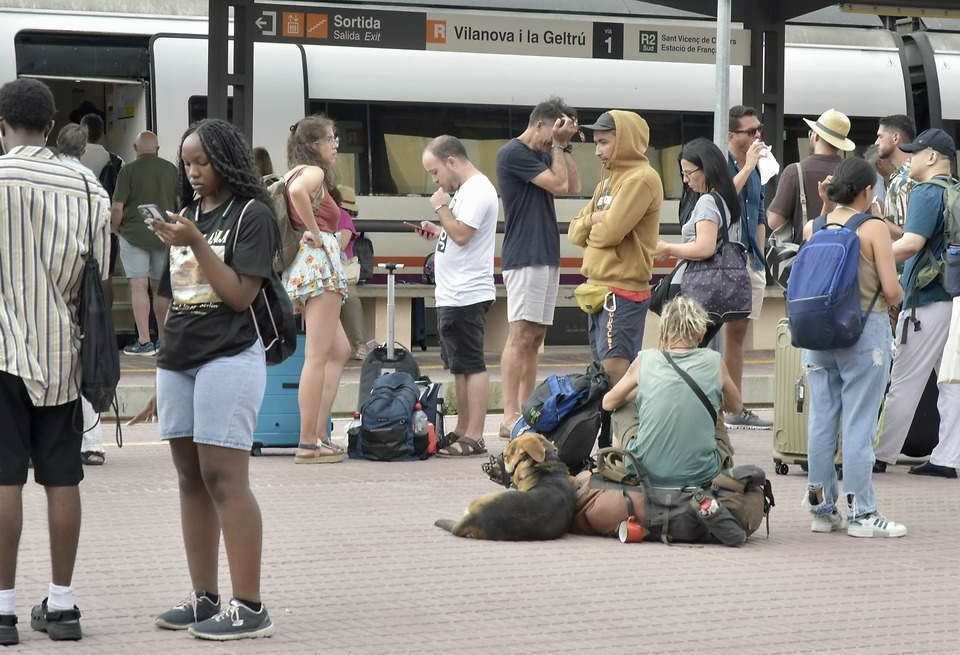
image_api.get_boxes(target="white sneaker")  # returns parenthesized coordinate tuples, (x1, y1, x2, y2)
(847, 513, 907, 538)
(810, 512, 846, 533)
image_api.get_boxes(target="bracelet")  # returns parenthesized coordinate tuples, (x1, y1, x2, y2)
(552, 144, 573, 153)
(434, 204, 448, 215)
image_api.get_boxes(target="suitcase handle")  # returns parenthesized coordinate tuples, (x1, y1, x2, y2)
(282, 382, 299, 390)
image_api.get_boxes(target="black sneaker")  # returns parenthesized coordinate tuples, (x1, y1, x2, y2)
(187, 599, 274, 641)
(155, 592, 220, 630)
(30, 599, 81, 641)
(0, 614, 17, 646)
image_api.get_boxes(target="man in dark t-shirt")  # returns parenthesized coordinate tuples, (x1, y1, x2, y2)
(767, 108, 855, 238)
(495, 96, 581, 439)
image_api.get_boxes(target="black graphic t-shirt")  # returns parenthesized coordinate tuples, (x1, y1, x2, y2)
(158, 197, 277, 371)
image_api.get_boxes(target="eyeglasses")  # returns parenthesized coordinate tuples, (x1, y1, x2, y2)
(733, 125, 763, 136)
(681, 167, 701, 179)
(316, 135, 339, 147)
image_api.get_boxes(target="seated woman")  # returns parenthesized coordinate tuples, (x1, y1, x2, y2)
(601, 296, 742, 488)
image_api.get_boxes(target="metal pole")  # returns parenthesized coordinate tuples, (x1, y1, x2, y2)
(207, 0, 228, 121)
(713, 0, 732, 151)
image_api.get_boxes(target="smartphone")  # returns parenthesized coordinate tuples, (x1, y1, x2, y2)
(137, 204, 174, 224)
(404, 220, 437, 234)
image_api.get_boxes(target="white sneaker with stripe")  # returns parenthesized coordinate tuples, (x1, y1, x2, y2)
(847, 513, 907, 538)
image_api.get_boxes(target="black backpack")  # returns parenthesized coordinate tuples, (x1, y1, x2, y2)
(98, 152, 123, 198)
(77, 175, 120, 413)
(350, 372, 427, 460)
(354, 232, 375, 284)
(422, 252, 436, 285)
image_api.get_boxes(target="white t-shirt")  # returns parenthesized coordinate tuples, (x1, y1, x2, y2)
(434, 173, 498, 307)
(80, 143, 111, 178)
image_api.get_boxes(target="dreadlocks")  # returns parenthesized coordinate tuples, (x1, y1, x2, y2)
(659, 296, 709, 350)
(176, 119, 270, 208)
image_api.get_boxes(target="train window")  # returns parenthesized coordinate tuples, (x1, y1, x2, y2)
(307, 100, 711, 199)
(187, 96, 234, 125)
(15, 31, 149, 80)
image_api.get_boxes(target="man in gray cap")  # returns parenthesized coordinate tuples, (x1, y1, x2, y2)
(875, 128, 960, 478)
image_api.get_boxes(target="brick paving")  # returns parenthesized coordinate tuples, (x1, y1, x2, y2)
(7, 412, 960, 654)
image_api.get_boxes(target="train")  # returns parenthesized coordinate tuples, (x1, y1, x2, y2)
(2, 0, 958, 339)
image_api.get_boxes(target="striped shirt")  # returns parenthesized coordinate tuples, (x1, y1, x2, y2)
(0, 145, 111, 406)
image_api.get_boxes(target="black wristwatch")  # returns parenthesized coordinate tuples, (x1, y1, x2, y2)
(552, 143, 573, 154)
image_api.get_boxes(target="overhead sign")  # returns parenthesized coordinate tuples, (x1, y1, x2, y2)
(252, 4, 750, 65)
(253, 6, 424, 49)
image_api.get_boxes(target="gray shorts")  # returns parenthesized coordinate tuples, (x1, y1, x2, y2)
(157, 341, 266, 451)
(587, 293, 650, 362)
(118, 235, 167, 280)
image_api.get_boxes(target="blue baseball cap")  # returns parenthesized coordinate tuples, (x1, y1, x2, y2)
(899, 128, 956, 158)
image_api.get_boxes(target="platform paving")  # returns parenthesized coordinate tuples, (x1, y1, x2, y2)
(6, 411, 960, 654)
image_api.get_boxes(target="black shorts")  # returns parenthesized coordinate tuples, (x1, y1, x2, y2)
(437, 301, 492, 375)
(0, 371, 84, 486)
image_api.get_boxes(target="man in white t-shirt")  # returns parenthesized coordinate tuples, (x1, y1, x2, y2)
(417, 135, 498, 457)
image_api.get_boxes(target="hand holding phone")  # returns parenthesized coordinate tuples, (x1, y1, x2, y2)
(406, 220, 439, 240)
(138, 204, 174, 224)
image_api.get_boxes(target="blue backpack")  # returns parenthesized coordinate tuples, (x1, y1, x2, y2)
(786, 212, 882, 351)
(351, 372, 425, 460)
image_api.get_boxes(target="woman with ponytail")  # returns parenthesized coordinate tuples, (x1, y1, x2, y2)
(801, 156, 905, 539)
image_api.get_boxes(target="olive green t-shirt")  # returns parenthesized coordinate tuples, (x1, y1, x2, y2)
(114, 154, 179, 251)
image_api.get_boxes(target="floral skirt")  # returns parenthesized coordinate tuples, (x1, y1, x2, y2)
(282, 231, 348, 313)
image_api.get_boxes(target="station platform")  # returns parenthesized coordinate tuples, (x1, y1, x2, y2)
(114, 345, 775, 419)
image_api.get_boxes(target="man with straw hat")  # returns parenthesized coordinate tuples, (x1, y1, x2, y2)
(767, 109, 855, 238)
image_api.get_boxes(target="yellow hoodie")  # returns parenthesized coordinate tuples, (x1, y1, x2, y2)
(567, 110, 663, 292)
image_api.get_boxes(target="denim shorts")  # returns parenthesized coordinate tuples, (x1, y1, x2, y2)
(157, 341, 266, 451)
(587, 293, 650, 361)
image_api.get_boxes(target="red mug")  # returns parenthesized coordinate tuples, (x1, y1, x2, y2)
(618, 517, 645, 543)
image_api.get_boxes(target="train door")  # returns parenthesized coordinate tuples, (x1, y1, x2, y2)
(14, 31, 151, 162)
(150, 36, 306, 169)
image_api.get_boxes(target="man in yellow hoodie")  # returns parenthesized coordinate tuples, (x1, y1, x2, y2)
(568, 111, 663, 384)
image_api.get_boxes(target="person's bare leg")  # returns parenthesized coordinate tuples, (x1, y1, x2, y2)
(464, 371, 489, 441)
(45, 486, 80, 587)
(499, 322, 525, 428)
(516, 322, 547, 414)
(601, 357, 630, 386)
(452, 374, 469, 436)
(316, 321, 350, 441)
(297, 293, 342, 453)
(150, 278, 170, 341)
(169, 439, 220, 594)
(0, 486, 23, 589)
(723, 319, 749, 392)
(197, 445, 262, 603)
(129, 277, 152, 344)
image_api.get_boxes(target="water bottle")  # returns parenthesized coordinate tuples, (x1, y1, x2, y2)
(426, 420, 437, 455)
(412, 403, 428, 438)
(346, 411, 361, 435)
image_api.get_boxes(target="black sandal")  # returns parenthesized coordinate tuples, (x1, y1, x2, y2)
(81, 451, 105, 466)
(436, 436, 487, 458)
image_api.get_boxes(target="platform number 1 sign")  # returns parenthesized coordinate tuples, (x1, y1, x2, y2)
(592, 22, 623, 59)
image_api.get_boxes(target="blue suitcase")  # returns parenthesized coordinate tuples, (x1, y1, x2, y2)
(252, 334, 332, 455)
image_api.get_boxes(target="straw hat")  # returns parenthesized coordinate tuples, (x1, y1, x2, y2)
(803, 109, 855, 152)
(337, 184, 358, 214)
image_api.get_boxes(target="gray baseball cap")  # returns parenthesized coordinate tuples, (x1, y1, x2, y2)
(582, 111, 616, 132)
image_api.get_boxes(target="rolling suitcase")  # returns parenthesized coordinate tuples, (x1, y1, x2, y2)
(357, 263, 421, 408)
(252, 336, 334, 455)
(772, 320, 841, 475)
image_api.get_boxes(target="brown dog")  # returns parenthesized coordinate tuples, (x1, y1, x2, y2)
(434, 434, 576, 540)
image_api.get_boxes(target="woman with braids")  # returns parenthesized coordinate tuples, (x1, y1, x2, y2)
(602, 296, 743, 488)
(148, 119, 275, 640)
(282, 115, 352, 464)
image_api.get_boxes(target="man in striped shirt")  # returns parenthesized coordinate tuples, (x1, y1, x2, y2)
(0, 78, 110, 644)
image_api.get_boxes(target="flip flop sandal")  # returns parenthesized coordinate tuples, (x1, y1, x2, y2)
(436, 436, 487, 458)
(81, 451, 105, 466)
(294, 441, 346, 464)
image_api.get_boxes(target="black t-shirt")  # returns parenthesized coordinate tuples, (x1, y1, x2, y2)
(495, 138, 560, 270)
(158, 197, 277, 371)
